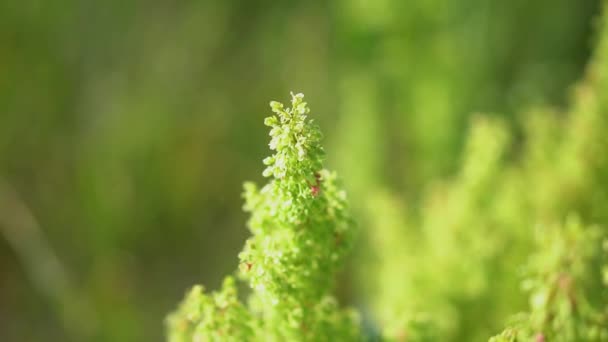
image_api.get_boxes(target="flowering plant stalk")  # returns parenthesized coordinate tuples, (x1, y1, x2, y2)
(166, 93, 359, 341)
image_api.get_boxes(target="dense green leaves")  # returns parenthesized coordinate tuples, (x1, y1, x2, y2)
(167, 277, 255, 342)
(168, 3, 608, 341)
(167, 93, 359, 341)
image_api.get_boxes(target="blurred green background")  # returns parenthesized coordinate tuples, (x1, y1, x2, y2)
(0, 0, 601, 341)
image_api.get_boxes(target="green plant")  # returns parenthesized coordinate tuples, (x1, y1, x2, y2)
(167, 3, 608, 341)
(166, 93, 359, 341)
(489, 217, 608, 341)
(359, 2, 608, 341)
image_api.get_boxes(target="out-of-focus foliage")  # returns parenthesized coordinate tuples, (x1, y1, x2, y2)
(361, 1, 608, 341)
(489, 218, 608, 342)
(0, 0, 605, 341)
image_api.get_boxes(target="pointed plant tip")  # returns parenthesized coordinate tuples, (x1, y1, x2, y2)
(167, 91, 360, 341)
(269, 100, 283, 109)
(290, 91, 304, 100)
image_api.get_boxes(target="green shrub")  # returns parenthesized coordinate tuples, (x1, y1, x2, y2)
(168, 3, 608, 341)
(167, 93, 359, 341)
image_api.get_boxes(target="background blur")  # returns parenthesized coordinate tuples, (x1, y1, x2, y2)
(0, 1, 602, 341)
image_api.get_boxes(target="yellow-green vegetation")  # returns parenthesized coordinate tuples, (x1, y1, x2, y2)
(168, 2, 608, 341)
(3, 0, 608, 341)
(362, 2, 608, 341)
(167, 94, 359, 341)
